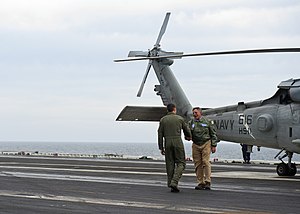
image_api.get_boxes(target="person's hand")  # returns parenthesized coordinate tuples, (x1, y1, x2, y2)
(211, 147, 216, 153)
(160, 149, 165, 155)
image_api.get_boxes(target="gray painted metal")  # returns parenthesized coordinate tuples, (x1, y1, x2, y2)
(116, 106, 167, 121)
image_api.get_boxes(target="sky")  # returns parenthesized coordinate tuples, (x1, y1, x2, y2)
(0, 0, 299, 143)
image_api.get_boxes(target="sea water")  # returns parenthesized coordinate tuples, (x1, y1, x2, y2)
(1, 141, 299, 162)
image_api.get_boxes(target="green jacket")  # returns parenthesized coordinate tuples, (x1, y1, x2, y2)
(188, 116, 219, 147)
(158, 112, 192, 150)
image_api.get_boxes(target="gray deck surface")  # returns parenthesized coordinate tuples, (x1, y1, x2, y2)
(0, 156, 299, 214)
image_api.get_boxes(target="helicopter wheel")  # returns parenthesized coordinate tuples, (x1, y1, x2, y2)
(288, 163, 297, 176)
(277, 163, 288, 176)
(276, 163, 297, 176)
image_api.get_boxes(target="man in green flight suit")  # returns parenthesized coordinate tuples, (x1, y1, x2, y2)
(158, 103, 192, 193)
(189, 107, 219, 190)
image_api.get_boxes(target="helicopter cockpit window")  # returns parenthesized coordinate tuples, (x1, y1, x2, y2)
(289, 81, 300, 103)
(278, 79, 300, 103)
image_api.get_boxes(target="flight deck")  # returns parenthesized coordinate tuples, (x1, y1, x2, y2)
(0, 155, 299, 214)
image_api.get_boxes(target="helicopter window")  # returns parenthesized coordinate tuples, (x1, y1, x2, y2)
(280, 93, 292, 104)
(279, 95, 284, 104)
(289, 87, 300, 103)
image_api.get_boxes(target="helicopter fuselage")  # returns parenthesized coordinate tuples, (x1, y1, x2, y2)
(204, 102, 300, 154)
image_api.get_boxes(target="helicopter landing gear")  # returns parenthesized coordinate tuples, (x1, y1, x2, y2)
(275, 150, 297, 176)
(277, 162, 297, 176)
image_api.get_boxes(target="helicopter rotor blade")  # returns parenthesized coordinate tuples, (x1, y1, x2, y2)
(114, 57, 151, 62)
(137, 61, 152, 97)
(128, 51, 149, 57)
(155, 12, 171, 47)
(177, 47, 300, 58)
(114, 47, 300, 62)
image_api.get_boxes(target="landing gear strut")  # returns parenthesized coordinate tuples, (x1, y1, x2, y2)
(275, 150, 297, 176)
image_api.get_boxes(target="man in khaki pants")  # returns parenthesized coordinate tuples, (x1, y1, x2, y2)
(188, 107, 219, 190)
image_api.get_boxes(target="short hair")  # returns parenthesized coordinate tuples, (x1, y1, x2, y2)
(167, 103, 176, 112)
(192, 107, 202, 113)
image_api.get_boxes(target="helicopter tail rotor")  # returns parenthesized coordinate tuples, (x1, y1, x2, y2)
(155, 12, 170, 47)
(128, 51, 149, 57)
(127, 12, 171, 97)
(114, 12, 300, 98)
(137, 61, 152, 97)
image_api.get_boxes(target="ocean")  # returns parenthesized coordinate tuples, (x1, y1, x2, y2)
(1, 141, 299, 162)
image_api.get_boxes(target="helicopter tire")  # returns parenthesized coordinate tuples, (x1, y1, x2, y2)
(288, 163, 297, 176)
(276, 163, 288, 176)
(277, 163, 297, 176)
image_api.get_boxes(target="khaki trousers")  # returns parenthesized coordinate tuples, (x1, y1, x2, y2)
(192, 141, 211, 184)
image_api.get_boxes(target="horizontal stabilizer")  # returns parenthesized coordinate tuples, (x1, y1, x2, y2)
(116, 106, 167, 122)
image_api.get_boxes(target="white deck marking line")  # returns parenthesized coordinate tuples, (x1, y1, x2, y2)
(0, 165, 299, 181)
(1, 171, 298, 197)
(0, 190, 264, 214)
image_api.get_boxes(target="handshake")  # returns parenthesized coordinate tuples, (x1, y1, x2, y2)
(185, 136, 192, 141)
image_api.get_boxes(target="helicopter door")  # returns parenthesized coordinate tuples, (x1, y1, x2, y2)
(291, 108, 300, 149)
(277, 105, 300, 151)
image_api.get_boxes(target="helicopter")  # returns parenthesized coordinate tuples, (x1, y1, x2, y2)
(114, 12, 300, 176)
